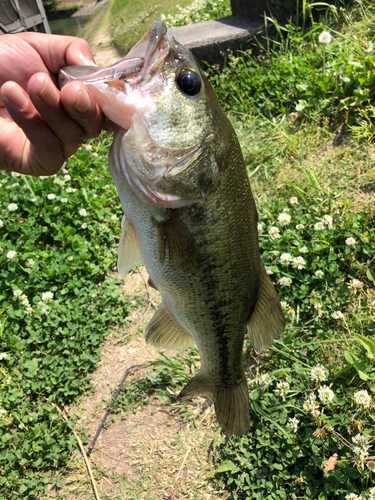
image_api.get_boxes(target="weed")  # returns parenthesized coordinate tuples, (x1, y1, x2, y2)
(0, 136, 131, 498)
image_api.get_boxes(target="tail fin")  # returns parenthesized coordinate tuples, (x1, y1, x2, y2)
(179, 372, 250, 436)
(214, 377, 250, 436)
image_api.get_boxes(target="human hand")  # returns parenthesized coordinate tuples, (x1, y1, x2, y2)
(0, 32, 105, 176)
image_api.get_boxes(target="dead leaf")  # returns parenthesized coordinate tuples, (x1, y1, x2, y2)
(322, 453, 338, 474)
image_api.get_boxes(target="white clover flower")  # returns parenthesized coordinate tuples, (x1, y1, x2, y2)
(92, 152, 98, 157)
(368, 486, 375, 499)
(81, 223, 87, 229)
(10, 182, 19, 188)
(280, 253, 292, 265)
(296, 224, 305, 230)
(40, 304, 50, 315)
(41, 291, 54, 303)
(303, 393, 320, 414)
(258, 373, 272, 385)
(64, 174, 71, 181)
(278, 212, 291, 225)
(319, 31, 332, 44)
(364, 41, 374, 53)
(269, 226, 280, 239)
(26, 258, 35, 268)
(68, 256, 74, 261)
(323, 215, 333, 228)
(280, 301, 289, 309)
(292, 256, 306, 270)
(79, 209, 87, 217)
(31, 198, 37, 202)
(257, 222, 264, 234)
(314, 221, 325, 231)
(353, 390, 371, 408)
(0, 219, 3, 229)
(7, 250, 17, 260)
(287, 417, 299, 433)
(282, 207, 290, 213)
(265, 267, 274, 275)
(315, 270, 324, 278)
(47, 194, 56, 200)
(25, 305, 34, 316)
(0, 352, 8, 360)
(345, 494, 362, 500)
(274, 381, 290, 401)
(345, 237, 356, 246)
(289, 197, 299, 205)
(53, 178, 64, 186)
(310, 365, 328, 383)
(353, 445, 369, 469)
(85, 144, 93, 151)
(13, 289, 23, 297)
(332, 311, 344, 320)
(318, 385, 334, 405)
(299, 246, 308, 254)
(8, 203, 18, 212)
(61, 198, 68, 203)
(0, 409, 7, 417)
(20, 294, 29, 307)
(11, 171, 20, 177)
(279, 277, 292, 287)
(66, 187, 74, 193)
(111, 214, 118, 222)
(5, 378, 11, 385)
(352, 434, 370, 449)
(348, 279, 364, 294)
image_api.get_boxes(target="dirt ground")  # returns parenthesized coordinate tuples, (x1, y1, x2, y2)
(47, 269, 229, 500)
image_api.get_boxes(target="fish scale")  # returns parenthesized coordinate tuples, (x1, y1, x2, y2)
(59, 19, 285, 436)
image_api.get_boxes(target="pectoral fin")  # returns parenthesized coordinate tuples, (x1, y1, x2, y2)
(117, 216, 143, 276)
(145, 301, 195, 350)
(153, 212, 199, 270)
(247, 264, 286, 352)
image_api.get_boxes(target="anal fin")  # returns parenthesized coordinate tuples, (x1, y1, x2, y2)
(178, 371, 213, 400)
(247, 264, 286, 352)
(117, 215, 143, 277)
(145, 302, 195, 350)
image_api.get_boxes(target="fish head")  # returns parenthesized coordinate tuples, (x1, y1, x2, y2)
(59, 20, 232, 207)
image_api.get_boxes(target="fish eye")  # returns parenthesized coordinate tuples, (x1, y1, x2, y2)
(176, 70, 202, 96)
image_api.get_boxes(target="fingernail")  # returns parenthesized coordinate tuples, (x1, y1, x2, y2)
(37, 74, 60, 107)
(2, 82, 29, 110)
(73, 87, 91, 113)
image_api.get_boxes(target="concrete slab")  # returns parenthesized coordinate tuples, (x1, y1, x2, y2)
(169, 16, 263, 67)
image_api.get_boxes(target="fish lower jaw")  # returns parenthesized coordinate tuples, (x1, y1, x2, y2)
(142, 184, 196, 208)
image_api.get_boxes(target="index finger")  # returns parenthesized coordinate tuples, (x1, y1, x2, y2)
(16, 32, 97, 75)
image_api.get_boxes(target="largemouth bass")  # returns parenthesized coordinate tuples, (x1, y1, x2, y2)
(59, 20, 285, 436)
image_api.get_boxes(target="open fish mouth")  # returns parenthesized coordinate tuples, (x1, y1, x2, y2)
(58, 20, 171, 89)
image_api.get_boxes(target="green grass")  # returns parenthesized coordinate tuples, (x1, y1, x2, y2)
(0, 136, 131, 498)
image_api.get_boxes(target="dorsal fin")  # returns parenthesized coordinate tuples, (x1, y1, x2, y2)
(145, 301, 195, 350)
(247, 264, 286, 352)
(117, 216, 143, 276)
